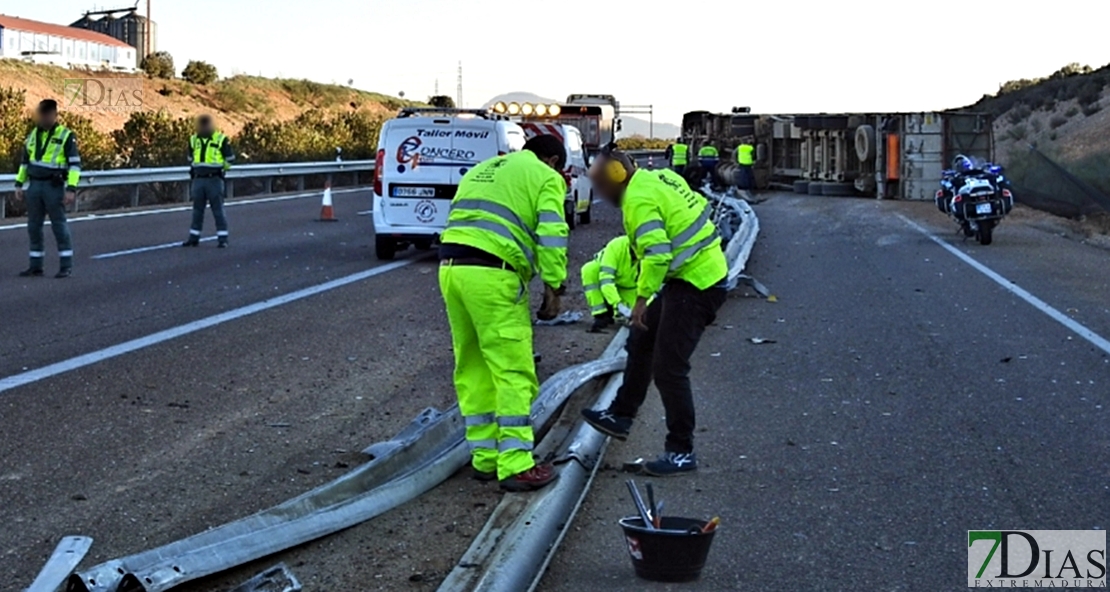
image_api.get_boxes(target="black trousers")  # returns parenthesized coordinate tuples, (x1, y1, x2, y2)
(611, 279, 727, 454)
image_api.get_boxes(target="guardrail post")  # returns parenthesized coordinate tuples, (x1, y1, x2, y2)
(226, 179, 235, 200)
(264, 177, 273, 194)
(296, 176, 305, 192)
(131, 185, 140, 208)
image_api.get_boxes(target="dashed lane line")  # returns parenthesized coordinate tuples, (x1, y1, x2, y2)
(899, 214, 1110, 357)
(0, 256, 422, 395)
(92, 237, 217, 259)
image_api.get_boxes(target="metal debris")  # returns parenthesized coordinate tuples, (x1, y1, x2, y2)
(228, 563, 302, 592)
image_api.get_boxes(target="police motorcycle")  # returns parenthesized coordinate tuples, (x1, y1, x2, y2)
(935, 155, 1014, 245)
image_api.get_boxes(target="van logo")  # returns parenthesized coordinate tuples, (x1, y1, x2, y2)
(397, 136, 422, 164)
(414, 200, 437, 223)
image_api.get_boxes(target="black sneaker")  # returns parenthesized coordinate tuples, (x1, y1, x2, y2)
(54, 269, 72, 279)
(18, 268, 44, 277)
(217, 238, 228, 249)
(471, 467, 497, 482)
(182, 237, 200, 247)
(589, 314, 614, 333)
(581, 408, 632, 440)
(643, 452, 698, 477)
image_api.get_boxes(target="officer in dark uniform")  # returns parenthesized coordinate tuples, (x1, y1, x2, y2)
(182, 115, 235, 248)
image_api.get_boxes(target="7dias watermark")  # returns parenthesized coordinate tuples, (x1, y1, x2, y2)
(968, 530, 1106, 588)
(63, 78, 144, 112)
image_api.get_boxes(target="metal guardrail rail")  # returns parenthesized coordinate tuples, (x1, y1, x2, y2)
(0, 160, 376, 189)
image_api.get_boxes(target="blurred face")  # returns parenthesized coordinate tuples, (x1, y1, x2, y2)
(37, 109, 57, 129)
(197, 119, 214, 135)
(588, 158, 625, 207)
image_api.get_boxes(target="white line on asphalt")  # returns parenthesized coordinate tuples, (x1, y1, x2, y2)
(899, 214, 1110, 356)
(0, 256, 422, 395)
(357, 209, 373, 215)
(0, 188, 366, 232)
(92, 237, 217, 259)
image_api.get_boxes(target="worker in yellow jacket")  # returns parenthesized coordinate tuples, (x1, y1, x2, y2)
(438, 135, 569, 492)
(583, 149, 728, 477)
(581, 235, 637, 332)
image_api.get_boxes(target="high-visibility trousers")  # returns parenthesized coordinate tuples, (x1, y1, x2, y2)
(439, 263, 537, 480)
(581, 259, 636, 318)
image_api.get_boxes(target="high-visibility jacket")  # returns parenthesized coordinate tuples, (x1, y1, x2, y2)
(441, 150, 569, 287)
(594, 235, 637, 309)
(190, 131, 235, 173)
(697, 145, 718, 158)
(622, 169, 727, 298)
(737, 143, 755, 166)
(657, 167, 692, 191)
(15, 125, 81, 188)
(670, 143, 689, 166)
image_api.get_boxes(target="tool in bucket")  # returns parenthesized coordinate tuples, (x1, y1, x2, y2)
(619, 482, 720, 582)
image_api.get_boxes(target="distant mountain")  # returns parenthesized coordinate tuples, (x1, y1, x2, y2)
(485, 92, 679, 140)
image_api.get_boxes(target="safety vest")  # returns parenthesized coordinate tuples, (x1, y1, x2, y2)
(19, 125, 81, 187)
(671, 143, 688, 166)
(441, 150, 569, 287)
(622, 170, 727, 298)
(191, 132, 230, 170)
(595, 235, 637, 307)
(737, 143, 755, 166)
(698, 145, 718, 158)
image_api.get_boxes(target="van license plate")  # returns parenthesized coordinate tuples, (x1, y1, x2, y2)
(975, 203, 992, 214)
(393, 187, 436, 198)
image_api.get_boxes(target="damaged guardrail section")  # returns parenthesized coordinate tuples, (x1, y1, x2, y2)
(438, 187, 761, 592)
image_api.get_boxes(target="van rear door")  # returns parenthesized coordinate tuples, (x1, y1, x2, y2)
(447, 119, 501, 184)
(380, 118, 459, 229)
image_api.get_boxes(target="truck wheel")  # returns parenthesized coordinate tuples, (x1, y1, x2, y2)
(565, 200, 577, 231)
(855, 125, 876, 162)
(375, 235, 397, 261)
(793, 180, 810, 194)
(808, 182, 825, 195)
(821, 182, 856, 197)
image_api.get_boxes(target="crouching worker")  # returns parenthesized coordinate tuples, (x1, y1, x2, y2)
(438, 134, 570, 492)
(581, 235, 637, 332)
(582, 149, 728, 477)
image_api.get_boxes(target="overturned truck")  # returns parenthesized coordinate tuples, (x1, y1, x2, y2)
(682, 110, 994, 200)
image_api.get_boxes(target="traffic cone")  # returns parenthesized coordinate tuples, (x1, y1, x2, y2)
(318, 181, 338, 222)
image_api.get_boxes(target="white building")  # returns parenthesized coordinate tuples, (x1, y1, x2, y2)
(0, 14, 136, 72)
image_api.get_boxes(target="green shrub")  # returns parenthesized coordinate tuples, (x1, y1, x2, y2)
(1082, 102, 1102, 117)
(141, 51, 175, 80)
(1007, 125, 1027, 141)
(1007, 103, 1032, 125)
(1031, 118, 1043, 133)
(616, 136, 671, 150)
(236, 110, 384, 163)
(112, 110, 193, 168)
(1049, 114, 1069, 129)
(59, 113, 116, 170)
(0, 86, 27, 173)
(428, 95, 455, 108)
(182, 60, 218, 85)
(1065, 106, 1080, 118)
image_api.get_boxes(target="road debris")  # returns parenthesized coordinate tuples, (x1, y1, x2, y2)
(535, 310, 584, 326)
(749, 337, 777, 345)
(228, 563, 302, 592)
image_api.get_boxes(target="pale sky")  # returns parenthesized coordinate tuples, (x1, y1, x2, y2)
(10, 0, 1109, 125)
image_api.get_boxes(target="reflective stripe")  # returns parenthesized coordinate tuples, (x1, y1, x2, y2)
(29, 251, 45, 257)
(217, 231, 229, 237)
(644, 243, 672, 257)
(30, 162, 66, 170)
(58, 250, 74, 257)
(670, 231, 720, 271)
(537, 235, 567, 248)
(583, 283, 599, 292)
(672, 207, 712, 249)
(446, 219, 536, 269)
(465, 412, 496, 427)
(498, 438, 534, 452)
(497, 415, 531, 428)
(591, 304, 609, 314)
(599, 278, 615, 286)
(468, 439, 498, 451)
(189, 229, 201, 236)
(68, 156, 81, 164)
(634, 220, 665, 240)
(600, 266, 618, 276)
(452, 199, 538, 242)
(538, 211, 565, 225)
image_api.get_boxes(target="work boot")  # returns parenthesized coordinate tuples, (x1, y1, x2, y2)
(55, 268, 72, 279)
(471, 467, 497, 482)
(18, 268, 44, 277)
(581, 408, 632, 441)
(182, 236, 200, 247)
(643, 452, 698, 477)
(499, 463, 559, 492)
(217, 237, 229, 249)
(588, 312, 614, 333)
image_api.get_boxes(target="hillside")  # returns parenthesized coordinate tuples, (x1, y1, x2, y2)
(0, 59, 412, 134)
(484, 92, 680, 139)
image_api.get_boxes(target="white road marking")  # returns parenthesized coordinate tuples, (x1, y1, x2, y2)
(92, 237, 217, 259)
(357, 209, 373, 215)
(0, 256, 422, 395)
(0, 188, 366, 232)
(899, 214, 1110, 356)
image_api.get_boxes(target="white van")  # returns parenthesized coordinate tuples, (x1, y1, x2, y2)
(372, 108, 527, 260)
(519, 122, 594, 229)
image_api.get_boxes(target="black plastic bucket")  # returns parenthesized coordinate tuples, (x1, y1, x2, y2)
(618, 516, 718, 582)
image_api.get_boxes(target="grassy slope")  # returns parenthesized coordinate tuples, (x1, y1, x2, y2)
(0, 60, 415, 134)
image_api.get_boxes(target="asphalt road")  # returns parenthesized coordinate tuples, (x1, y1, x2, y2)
(541, 195, 1108, 591)
(2, 187, 1107, 591)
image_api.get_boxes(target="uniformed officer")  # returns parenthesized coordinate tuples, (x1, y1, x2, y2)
(697, 143, 719, 172)
(735, 138, 755, 191)
(14, 99, 80, 279)
(438, 134, 569, 492)
(668, 139, 689, 175)
(581, 235, 637, 333)
(582, 149, 728, 476)
(182, 115, 235, 248)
